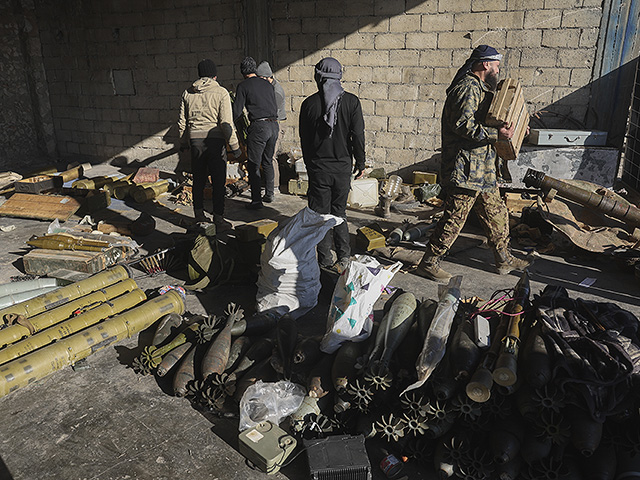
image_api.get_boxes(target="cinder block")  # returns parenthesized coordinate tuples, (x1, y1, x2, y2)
(406, 2, 438, 14)
(437, 31, 471, 49)
(343, 66, 373, 82)
(507, 0, 544, 7)
(453, 12, 489, 31)
(541, 28, 580, 48)
(438, 0, 471, 12)
(358, 17, 390, 33)
(389, 117, 418, 133)
(558, 48, 594, 68)
(389, 84, 419, 101)
(506, 30, 542, 48)
(471, 0, 506, 11)
(470, 30, 506, 48)
(360, 50, 390, 66)
(344, 0, 374, 16)
(374, 100, 401, 116)
(389, 14, 421, 32)
(433, 67, 458, 84)
(524, 9, 562, 29)
(345, 33, 375, 49)
(335, 50, 360, 67)
(389, 50, 420, 66)
(359, 83, 389, 100)
(488, 11, 524, 28)
(569, 68, 592, 87)
(406, 32, 437, 49)
(520, 48, 557, 67)
(579, 28, 599, 47)
(329, 17, 356, 34)
(421, 13, 454, 32)
(522, 86, 553, 104)
(317, 35, 345, 50)
(374, 33, 406, 50)
(532, 67, 571, 86)
(289, 1, 315, 17)
(302, 17, 330, 34)
(288, 65, 310, 81)
(375, 131, 405, 148)
(375, 67, 404, 83)
(404, 100, 436, 118)
(420, 49, 452, 67)
(289, 34, 317, 50)
(272, 19, 301, 34)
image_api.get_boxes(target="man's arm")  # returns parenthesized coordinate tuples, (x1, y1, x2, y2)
(220, 92, 242, 157)
(232, 83, 246, 122)
(349, 96, 366, 178)
(449, 83, 498, 144)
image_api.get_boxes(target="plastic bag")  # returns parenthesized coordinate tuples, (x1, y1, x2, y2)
(256, 207, 343, 319)
(320, 255, 402, 354)
(238, 380, 306, 432)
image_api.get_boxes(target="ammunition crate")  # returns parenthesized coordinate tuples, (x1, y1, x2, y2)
(413, 171, 438, 185)
(288, 178, 308, 195)
(236, 219, 278, 243)
(356, 225, 386, 251)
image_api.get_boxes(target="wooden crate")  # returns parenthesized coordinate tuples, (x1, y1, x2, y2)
(486, 78, 530, 160)
(0, 193, 81, 220)
(15, 175, 62, 194)
(23, 249, 110, 276)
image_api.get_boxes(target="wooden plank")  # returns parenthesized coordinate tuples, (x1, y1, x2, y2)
(0, 193, 81, 221)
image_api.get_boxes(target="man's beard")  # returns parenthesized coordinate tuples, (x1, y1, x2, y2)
(485, 71, 499, 91)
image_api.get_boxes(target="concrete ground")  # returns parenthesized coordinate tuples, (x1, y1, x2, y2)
(0, 164, 638, 480)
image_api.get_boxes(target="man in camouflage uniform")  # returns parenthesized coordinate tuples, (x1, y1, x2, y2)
(416, 45, 532, 281)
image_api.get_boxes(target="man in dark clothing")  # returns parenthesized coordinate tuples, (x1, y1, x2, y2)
(178, 59, 241, 229)
(415, 45, 531, 281)
(257, 61, 286, 192)
(232, 57, 279, 209)
(299, 57, 366, 272)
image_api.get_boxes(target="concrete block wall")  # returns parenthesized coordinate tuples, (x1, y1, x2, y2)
(18, 0, 605, 175)
(271, 0, 604, 174)
(34, 0, 245, 170)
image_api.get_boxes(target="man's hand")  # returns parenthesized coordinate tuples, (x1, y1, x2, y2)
(353, 166, 364, 179)
(498, 122, 515, 140)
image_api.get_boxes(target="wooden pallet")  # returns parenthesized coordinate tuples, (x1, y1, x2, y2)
(0, 193, 81, 220)
(486, 78, 530, 160)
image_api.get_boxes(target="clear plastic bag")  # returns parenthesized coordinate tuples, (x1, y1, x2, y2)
(238, 380, 306, 432)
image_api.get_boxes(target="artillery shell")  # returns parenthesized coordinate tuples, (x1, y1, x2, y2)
(520, 431, 552, 465)
(173, 345, 196, 397)
(331, 341, 362, 392)
(379, 292, 416, 369)
(449, 309, 480, 382)
(521, 322, 552, 389)
(465, 366, 493, 403)
(152, 313, 183, 346)
(570, 410, 603, 457)
(202, 315, 235, 378)
(416, 299, 437, 340)
(276, 314, 298, 380)
(224, 336, 252, 373)
(490, 420, 523, 464)
(230, 312, 278, 337)
(431, 352, 458, 401)
(157, 342, 192, 377)
(230, 338, 273, 378)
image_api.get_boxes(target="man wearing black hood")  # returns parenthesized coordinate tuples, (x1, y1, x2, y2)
(299, 57, 366, 272)
(415, 45, 531, 281)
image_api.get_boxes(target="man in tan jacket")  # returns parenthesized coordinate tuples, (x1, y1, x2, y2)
(178, 59, 242, 229)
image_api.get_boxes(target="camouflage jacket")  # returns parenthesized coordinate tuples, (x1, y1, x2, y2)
(440, 72, 503, 192)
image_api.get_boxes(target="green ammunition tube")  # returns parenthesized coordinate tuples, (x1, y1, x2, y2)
(0, 288, 146, 365)
(132, 180, 169, 204)
(0, 266, 130, 322)
(0, 289, 185, 398)
(0, 278, 137, 348)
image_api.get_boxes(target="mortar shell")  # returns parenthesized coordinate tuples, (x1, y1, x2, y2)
(225, 336, 252, 373)
(0, 289, 184, 398)
(157, 342, 193, 377)
(0, 288, 146, 365)
(152, 313, 183, 346)
(0, 278, 138, 348)
(0, 266, 130, 322)
(202, 319, 233, 378)
(173, 345, 196, 397)
(229, 337, 273, 378)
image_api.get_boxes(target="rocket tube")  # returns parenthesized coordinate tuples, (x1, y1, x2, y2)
(0, 289, 185, 398)
(0, 287, 61, 309)
(0, 278, 138, 348)
(0, 266, 130, 322)
(0, 288, 146, 365)
(0, 277, 68, 298)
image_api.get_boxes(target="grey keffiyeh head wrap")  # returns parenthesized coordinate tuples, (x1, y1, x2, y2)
(446, 45, 503, 94)
(314, 57, 345, 136)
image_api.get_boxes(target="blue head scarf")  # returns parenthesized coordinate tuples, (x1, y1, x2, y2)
(314, 57, 345, 137)
(446, 45, 503, 94)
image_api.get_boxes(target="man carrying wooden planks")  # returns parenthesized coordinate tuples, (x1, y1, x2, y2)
(415, 45, 532, 281)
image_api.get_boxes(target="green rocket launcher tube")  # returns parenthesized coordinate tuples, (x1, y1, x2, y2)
(0, 278, 138, 348)
(0, 288, 146, 366)
(0, 289, 185, 398)
(0, 266, 130, 322)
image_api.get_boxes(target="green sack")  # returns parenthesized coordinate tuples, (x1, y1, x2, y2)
(186, 227, 243, 290)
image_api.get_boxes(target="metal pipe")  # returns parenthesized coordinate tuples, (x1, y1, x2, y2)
(0, 278, 137, 348)
(0, 289, 185, 398)
(523, 168, 640, 227)
(0, 266, 130, 322)
(0, 288, 146, 365)
(0, 278, 69, 298)
(0, 287, 61, 309)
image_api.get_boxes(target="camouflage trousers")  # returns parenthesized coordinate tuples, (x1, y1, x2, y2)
(428, 186, 509, 257)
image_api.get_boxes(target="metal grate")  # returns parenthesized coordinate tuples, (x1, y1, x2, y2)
(622, 59, 640, 190)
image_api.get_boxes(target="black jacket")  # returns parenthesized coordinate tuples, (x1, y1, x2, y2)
(299, 91, 365, 174)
